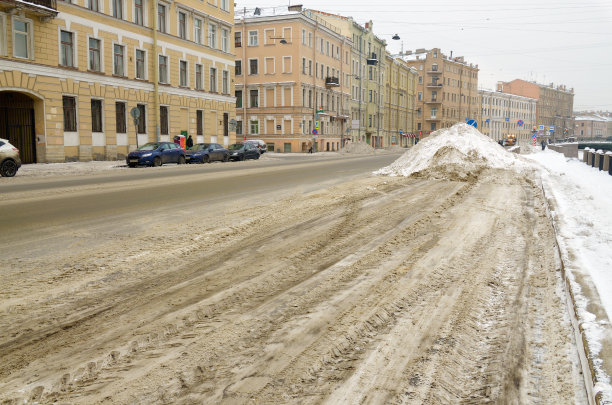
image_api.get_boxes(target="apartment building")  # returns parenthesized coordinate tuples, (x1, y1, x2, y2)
(398, 48, 480, 139)
(384, 53, 417, 146)
(497, 79, 574, 139)
(0, 0, 235, 163)
(305, 12, 387, 148)
(574, 115, 608, 140)
(235, 6, 351, 153)
(479, 89, 536, 143)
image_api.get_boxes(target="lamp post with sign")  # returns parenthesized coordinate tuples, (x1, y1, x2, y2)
(130, 107, 141, 148)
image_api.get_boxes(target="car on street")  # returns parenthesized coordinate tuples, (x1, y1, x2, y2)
(228, 142, 261, 161)
(0, 138, 22, 177)
(126, 142, 186, 167)
(244, 139, 267, 154)
(186, 143, 229, 163)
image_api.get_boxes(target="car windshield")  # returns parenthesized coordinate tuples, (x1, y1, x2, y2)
(193, 144, 210, 151)
(137, 143, 160, 151)
(228, 144, 244, 151)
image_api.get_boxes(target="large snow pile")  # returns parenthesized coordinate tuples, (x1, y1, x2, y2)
(375, 123, 530, 180)
(341, 142, 376, 154)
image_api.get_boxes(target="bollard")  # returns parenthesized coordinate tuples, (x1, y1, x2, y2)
(590, 150, 596, 167)
(606, 152, 612, 175)
(583, 148, 590, 163)
(597, 150, 604, 171)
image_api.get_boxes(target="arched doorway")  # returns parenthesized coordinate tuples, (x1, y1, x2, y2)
(0, 92, 36, 163)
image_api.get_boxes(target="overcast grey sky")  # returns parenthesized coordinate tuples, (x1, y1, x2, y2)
(236, 0, 612, 112)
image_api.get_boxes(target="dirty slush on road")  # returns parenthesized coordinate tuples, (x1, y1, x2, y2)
(0, 124, 586, 404)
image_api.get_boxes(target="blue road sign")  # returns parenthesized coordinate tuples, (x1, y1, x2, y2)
(517, 119, 524, 127)
(505, 117, 509, 122)
(312, 129, 318, 135)
(466, 119, 477, 128)
(532, 133, 537, 138)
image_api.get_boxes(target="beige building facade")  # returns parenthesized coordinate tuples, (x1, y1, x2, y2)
(384, 53, 417, 146)
(574, 115, 608, 140)
(235, 6, 351, 153)
(399, 48, 480, 139)
(479, 89, 537, 143)
(0, 0, 235, 163)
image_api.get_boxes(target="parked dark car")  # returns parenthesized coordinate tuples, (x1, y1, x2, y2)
(186, 143, 229, 163)
(126, 142, 186, 167)
(244, 139, 267, 154)
(228, 142, 260, 161)
(0, 138, 21, 177)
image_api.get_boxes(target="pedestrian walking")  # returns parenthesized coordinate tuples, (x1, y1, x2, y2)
(541, 140, 546, 151)
(186, 135, 193, 149)
(308, 146, 313, 154)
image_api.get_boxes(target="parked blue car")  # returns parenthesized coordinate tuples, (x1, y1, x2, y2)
(126, 142, 186, 167)
(228, 142, 261, 161)
(185, 143, 230, 163)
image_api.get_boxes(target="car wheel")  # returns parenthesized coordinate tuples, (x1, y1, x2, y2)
(203, 155, 210, 164)
(153, 156, 162, 167)
(178, 155, 186, 165)
(255, 153, 260, 160)
(223, 154, 229, 162)
(0, 159, 18, 177)
(240, 154, 245, 161)
(128, 163, 137, 168)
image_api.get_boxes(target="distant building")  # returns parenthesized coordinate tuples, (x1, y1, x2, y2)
(397, 48, 480, 139)
(574, 115, 608, 140)
(0, 0, 236, 162)
(235, 5, 351, 152)
(385, 53, 417, 146)
(496, 79, 574, 139)
(479, 89, 537, 143)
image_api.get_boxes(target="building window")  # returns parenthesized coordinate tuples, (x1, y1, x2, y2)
(63, 96, 77, 132)
(160, 106, 169, 135)
(195, 64, 203, 90)
(157, 4, 166, 33)
(222, 70, 229, 94)
(115, 102, 126, 133)
(88, 38, 101, 72)
(235, 31, 241, 47)
(137, 104, 146, 133)
(158, 55, 168, 83)
(235, 60, 241, 76)
(208, 24, 217, 48)
(178, 11, 187, 39)
(91, 99, 103, 132)
(180, 60, 188, 87)
(209, 67, 217, 92)
(221, 28, 229, 52)
(136, 49, 146, 79)
(249, 59, 258, 75)
(113, 0, 123, 19)
(13, 19, 32, 59)
(235, 90, 242, 108)
(196, 110, 203, 135)
(249, 89, 258, 107)
(89, 0, 99, 11)
(220, 0, 228, 11)
(60, 30, 74, 67)
(113, 44, 125, 76)
(194, 18, 202, 44)
(250, 119, 259, 134)
(236, 120, 242, 134)
(248, 30, 258, 46)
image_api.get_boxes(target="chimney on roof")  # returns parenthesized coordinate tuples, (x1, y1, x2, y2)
(288, 4, 302, 12)
(254, 7, 261, 15)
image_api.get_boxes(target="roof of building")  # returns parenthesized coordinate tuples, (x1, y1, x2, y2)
(575, 115, 609, 122)
(393, 49, 478, 68)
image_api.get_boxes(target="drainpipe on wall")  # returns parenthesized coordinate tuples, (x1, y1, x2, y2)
(153, 0, 160, 142)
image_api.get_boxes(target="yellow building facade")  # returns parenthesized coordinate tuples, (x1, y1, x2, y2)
(384, 53, 417, 147)
(0, 0, 235, 163)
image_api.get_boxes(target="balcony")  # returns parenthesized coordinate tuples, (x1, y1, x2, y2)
(426, 82, 443, 88)
(425, 98, 441, 104)
(0, 0, 58, 18)
(425, 116, 440, 121)
(325, 76, 339, 87)
(426, 68, 440, 74)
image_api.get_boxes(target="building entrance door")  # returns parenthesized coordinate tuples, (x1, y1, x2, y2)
(0, 92, 36, 163)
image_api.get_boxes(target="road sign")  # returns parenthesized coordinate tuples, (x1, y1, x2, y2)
(517, 119, 524, 127)
(312, 129, 318, 135)
(549, 125, 555, 131)
(538, 125, 544, 131)
(505, 117, 509, 122)
(466, 119, 477, 128)
(314, 121, 320, 130)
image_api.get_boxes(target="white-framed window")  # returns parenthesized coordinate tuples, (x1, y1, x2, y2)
(112, 0, 123, 19)
(88, 37, 101, 72)
(178, 10, 187, 39)
(301, 29, 306, 45)
(135, 49, 146, 79)
(195, 64, 203, 90)
(134, 0, 144, 25)
(221, 28, 229, 52)
(209, 67, 217, 92)
(0, 14, 7, 57)
(158, 54, 168, 83)
(89, 0, 99, 11)
(157, 3, 167, 33)
(222, 70, 229, 94)
(265, 57, 274, 74)
(194, 18, 203, 44)
(250, 119, 259, 134)
(248, 58, 258, 75)
(220, 0, 228, 11)
(249, 89, 258, 107)
(248, 30, 258, 46)
(179, 60, 188, 87)
(60, 30, 75, 67)
(208, 23, 217, 48)
(264, 28, 275, 45)
(282, 56, 291, 73)
(113, 43, 125, 76)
